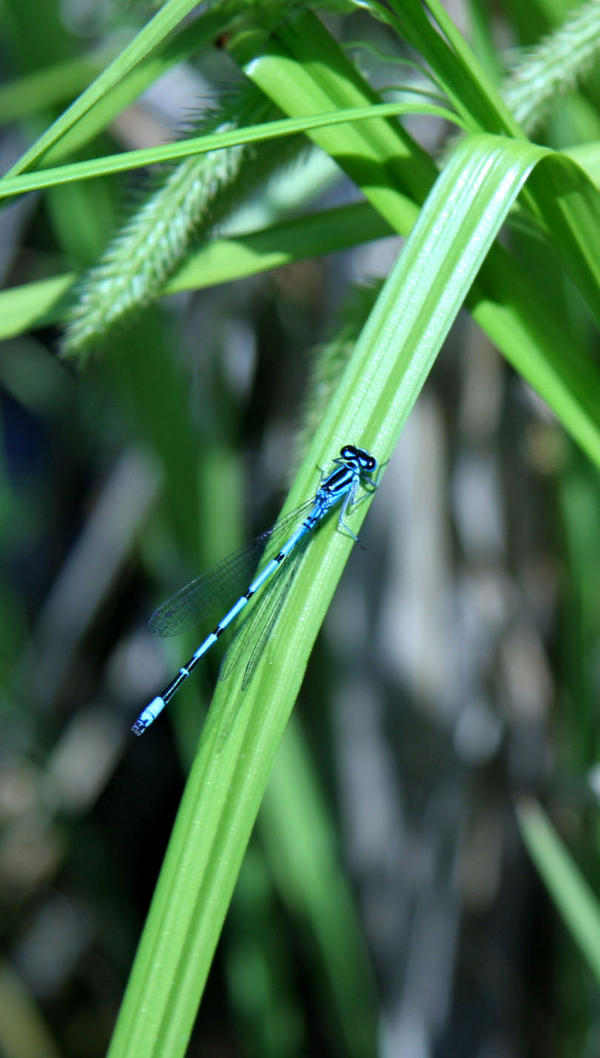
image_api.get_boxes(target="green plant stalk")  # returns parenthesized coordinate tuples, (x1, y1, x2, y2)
(518, 799, 600, 985)
(107, 133, 568, 1058)
(4, 0, 221, 176)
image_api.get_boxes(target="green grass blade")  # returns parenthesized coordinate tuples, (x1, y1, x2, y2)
(42, 16, 228, 165)
(3, 0, 214, 176)
(235, 11, 435, 221)
(0, 101, 460, 201)
(0, 202, 391, 340)
(517, 799, 600, 985)
(381, 0, 522, 134)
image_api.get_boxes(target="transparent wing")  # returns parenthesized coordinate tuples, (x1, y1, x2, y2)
(149, 499, 315, 637)
(219, 542, 307, 687)
(242, 547, 306, 690)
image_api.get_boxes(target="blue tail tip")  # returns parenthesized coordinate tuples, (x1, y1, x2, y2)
(131, 696, 166, 736)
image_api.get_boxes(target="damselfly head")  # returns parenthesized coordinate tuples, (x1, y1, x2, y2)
(340, 444, 377, 473)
